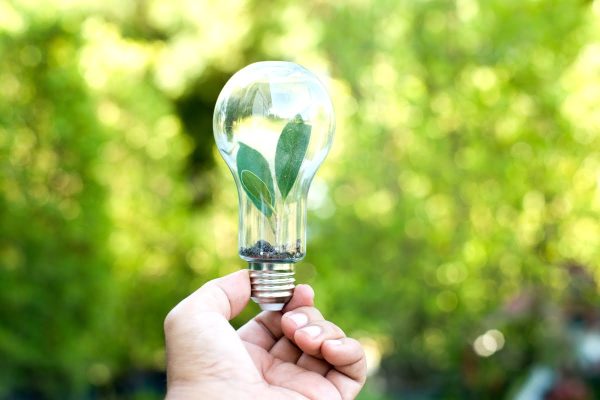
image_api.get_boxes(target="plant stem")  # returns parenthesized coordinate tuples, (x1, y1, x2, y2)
(267, 215, 276, 236)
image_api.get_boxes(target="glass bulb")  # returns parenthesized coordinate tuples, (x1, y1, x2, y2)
(213, 61, 335, 310)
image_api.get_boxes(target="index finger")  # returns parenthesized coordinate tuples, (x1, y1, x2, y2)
(283, 284, 315, 313)
(237, 284, 315, 350)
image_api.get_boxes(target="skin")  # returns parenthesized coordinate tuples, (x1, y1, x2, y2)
(164, 270, 367, 400)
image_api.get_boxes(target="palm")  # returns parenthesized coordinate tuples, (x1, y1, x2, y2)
(239, 329, 342, 399)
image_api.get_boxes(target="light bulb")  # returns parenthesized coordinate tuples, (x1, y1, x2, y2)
(213, 61, 335, 311)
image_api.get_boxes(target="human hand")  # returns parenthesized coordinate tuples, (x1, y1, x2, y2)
(164, 269, 367, 399)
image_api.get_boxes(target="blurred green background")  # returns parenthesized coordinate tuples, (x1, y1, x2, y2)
(2, 0, 600, 398)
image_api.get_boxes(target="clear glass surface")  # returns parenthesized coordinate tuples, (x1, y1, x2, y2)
(213, 61, 335, 263)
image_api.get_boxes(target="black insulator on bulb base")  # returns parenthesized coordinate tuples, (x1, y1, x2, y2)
(248, 262, 295, 311)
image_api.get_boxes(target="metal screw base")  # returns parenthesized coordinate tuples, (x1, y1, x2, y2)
(249, 262, 295, 311)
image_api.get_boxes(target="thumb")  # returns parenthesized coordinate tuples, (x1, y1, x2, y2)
(187, 268, 251, 319)
(164, 270, 259, 386)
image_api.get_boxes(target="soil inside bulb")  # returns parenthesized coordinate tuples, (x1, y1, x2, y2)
(240, 239, 304, 262)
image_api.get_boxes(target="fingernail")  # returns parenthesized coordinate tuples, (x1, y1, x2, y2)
(288, 313, 308, 328)
(326, 339, 344, 346)
(299, 325, 321, 338)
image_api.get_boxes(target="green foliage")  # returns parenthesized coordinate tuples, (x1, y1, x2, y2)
(0, 22, 115, 396)
(237, 117, 311, 215)
(240, 170, 275, 217)
(275, 117, 312, 199)
(237, 142, 275, 217)
(1, 0, 600, 398)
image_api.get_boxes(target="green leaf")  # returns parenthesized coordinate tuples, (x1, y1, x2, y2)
(275, 117, 311, 199)
(236, 142, 275, 216)
(240, 170, 275, 217)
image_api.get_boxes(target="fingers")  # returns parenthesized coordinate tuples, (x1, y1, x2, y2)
(238, 311, 284, 350)
(281, 306, 346, 359)
(270, 316, 344, 363)
(280, 305, 367, 399)
(164, 270, 258, 385)
(270, 305, 328, 362)
(296, 354, 331, 376)
(322, 338, 367, 381)
(293, 320, 345, 357)
(164, 269, 251, 341)
(280, 306, 324, 341)
(283, 284, 315, 313)
(323, 338, 367, 399)
(238, 284, 315, 350)
(269, 337, 302, 363)
(166, 269, 250, 324)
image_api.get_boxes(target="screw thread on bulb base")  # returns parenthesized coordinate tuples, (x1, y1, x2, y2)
(249, 262, 295, 311)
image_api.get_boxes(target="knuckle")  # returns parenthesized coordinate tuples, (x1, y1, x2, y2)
(163, 301, 185, 332)
(298, 306, 323, 321)
(348, 337, 362, 350)
(323, 321, 345, 337)
(358, 363, 368, 384)
(163, 309, 177, 332)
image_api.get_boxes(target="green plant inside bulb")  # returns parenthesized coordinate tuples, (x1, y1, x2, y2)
(238, 115, 310, 230)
